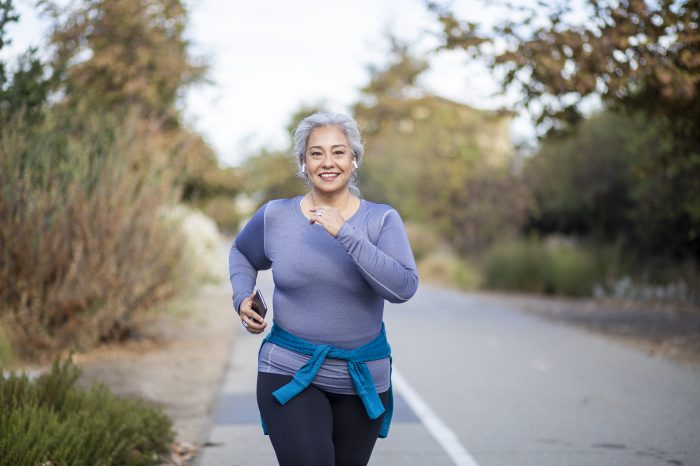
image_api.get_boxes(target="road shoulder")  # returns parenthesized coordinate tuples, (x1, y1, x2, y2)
(75, 279, 236, 465)
(473, 290, 700, 367)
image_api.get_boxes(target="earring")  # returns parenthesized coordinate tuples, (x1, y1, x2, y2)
(352, 160, 358, 169)
(300, 163, 306, 174)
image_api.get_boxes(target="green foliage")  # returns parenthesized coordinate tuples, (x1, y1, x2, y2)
(0, 357, 174, 466)
(430, 0, 700, 260)
(524, 111, 642, 239)
(0, 324, 14, 367)
(357, 35, 428, 104)
(481, 237, 599, 297)
(0, 48, 50, 125)
(429, 0, 700, 131)
(175, 129, 241, 203)
(548, 242, 601, 297)
(0, 1, 50, 126)
(482, 239, 550, 294)
(523, 110, 694, 261)
(197, 195, 243, 234)
(285, 103, 328, 141)
(241, 149, 304, 203)
(0, 1, 19, 51)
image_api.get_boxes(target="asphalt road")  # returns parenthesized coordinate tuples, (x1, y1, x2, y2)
(196, 271, 700, 466)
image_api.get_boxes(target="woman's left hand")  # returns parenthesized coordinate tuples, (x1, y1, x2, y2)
(309, 205, 346, 237)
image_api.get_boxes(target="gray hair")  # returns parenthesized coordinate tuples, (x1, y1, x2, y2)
(293, 112, 364, 196)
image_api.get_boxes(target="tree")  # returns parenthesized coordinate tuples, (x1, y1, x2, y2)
(354, 36, 428, 137)
(43, 0, 206, 123)
(354, 38, 530, 256)
(0, 0, 50, 124)
(241, 149, 303, 202)
(38, 0, 242, 215)
(429, 0, 700, 260)
(523, 111, 672, 248)
(429, 0, 699, 130)
(241, 104, 327, 205)
(0, 0, 235, 357)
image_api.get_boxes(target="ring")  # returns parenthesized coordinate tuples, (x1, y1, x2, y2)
(316, 211, 323, 217)
(242, 320, 249, 328)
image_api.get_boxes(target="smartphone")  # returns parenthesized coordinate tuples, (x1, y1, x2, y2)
(251, 289, 268, 319)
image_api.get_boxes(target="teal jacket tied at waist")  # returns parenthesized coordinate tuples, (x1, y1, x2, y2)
(259, 321, 394, 438)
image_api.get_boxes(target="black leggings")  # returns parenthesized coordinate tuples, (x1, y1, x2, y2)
(257, 372, 389, 466)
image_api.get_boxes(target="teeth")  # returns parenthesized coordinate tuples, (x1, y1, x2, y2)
(320, 174, 338, 179)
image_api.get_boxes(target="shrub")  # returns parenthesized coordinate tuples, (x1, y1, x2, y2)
(197, 195, 243, 234)
(0, 111, 183, 359)
(0, 357, 174, 466)
(418, 253, 481, 291)
(481, 239, 549, 293)
(453, 258, 482, 291)
(0, 324, 14, 368)
(165, 204, 227, 288)
(481, 237, 598, 296)
(548, 242, 599, 297)
(404, 222, 441, 263)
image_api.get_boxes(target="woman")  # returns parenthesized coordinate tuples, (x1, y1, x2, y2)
(229, 112, 418, 466)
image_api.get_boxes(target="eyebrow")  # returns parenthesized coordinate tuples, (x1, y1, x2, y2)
(308, 144, 347, 150)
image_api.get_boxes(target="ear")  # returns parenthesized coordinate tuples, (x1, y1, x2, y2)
(352, 159, 359, 169)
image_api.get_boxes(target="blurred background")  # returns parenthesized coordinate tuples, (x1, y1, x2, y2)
(1, 0, 698, 364)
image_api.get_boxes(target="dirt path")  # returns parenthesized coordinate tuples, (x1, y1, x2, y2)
(74, 277, 236, 465)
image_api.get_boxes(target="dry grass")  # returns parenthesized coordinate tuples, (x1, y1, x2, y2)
(0, 111, 184, 362)
(418, 253, 482, 291)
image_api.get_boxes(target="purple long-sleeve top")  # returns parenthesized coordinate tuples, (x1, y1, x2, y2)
(229, 195, 418, 394)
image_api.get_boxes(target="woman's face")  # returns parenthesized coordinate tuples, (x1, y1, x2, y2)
(304, 126, 355, 196)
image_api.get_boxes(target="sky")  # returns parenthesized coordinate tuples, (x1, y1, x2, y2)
(3, 0, 537, 166)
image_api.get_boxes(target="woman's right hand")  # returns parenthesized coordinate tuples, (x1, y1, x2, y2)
(239, 294, 267, 334)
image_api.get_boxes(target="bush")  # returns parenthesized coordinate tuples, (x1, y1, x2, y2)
(404, 222, 441, 263)
(165, 205, 227, 287)
(481, 237, 598, 296)
(197, 195, 243, 234)
(523, 110, 696, 263)
(418, 253, 481, 291)
(548, 241, 599, 297)
(0, 111, 183, 359)
(0, 324, 14, 368)
(0, 357, 174, 466)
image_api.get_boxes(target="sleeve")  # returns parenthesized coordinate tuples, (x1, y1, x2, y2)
(228, 202, 272, 313)
(335, 209, 419, 303)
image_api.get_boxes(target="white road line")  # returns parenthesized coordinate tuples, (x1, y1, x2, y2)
(392, 367, 480, 466)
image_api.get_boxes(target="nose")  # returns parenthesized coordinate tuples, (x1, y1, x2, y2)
(320, 153, 335, 167)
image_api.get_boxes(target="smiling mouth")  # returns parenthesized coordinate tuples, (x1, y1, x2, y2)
(319, 173, 340, 181)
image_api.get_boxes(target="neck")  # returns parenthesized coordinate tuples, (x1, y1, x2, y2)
(309, 188, 353, 209)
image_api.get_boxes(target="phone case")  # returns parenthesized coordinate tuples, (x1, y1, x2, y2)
(252, 290, 267, 318)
